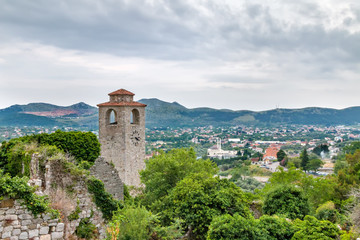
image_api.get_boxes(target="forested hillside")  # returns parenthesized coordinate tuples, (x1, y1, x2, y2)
(1, 99, 359, 128)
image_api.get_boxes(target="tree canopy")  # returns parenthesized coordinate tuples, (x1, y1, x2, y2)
(263, 185, 310, 219)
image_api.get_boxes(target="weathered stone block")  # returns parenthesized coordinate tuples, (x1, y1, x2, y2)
(15, 210, 24, 215)
(29, 229, 39, 238)
(42, 214, 51, 221)
(20, 226, 28, 231)
(19, 232, 28, 240)
(21, 220, 32, 226)
(51, 231, 64, 239)
(12, 228, 21, 236)
(6, 208, 16, 214)
(10, 236, 19, 240)
(56, 223, 64, 232)
(19, 214, 32, 220)
(39, 226, 49, 235)
(2, 231, 12, 238)
(5, 214, 18, 220)
(3, 226, 14, 232)
(39, 234, 51, 240)
(28, 223, 37, 230)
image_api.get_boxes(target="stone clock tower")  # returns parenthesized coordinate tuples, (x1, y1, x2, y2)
(97, 89, 146, 187)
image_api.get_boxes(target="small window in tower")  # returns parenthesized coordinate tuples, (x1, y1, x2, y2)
(131, 109, 140, 124)
(108, 109, 117, 125)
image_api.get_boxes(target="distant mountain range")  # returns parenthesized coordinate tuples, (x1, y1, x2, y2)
(0, 99, 359, 128)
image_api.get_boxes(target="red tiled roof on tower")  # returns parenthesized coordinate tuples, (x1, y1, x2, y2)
(108, 89, 135, 96)
(97, 102, 147, 107)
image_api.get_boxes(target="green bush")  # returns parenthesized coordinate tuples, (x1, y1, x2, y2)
(257, 215, 294, 240)
(292, 215, 340, 240)
(207, 214, 264, 240)
(263, 185, 310, 220)
(76, 217, 98, 240)
(140, 148, 218, 207)
(0, 170, 57, 217)
(315, 201, 339, 223)
(167, 175, 251, 239)
(107, 205, 157, 240)
(87, 177, 122, 220)
(30, 130, 100, 163)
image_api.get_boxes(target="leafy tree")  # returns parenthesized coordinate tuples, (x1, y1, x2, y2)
(315, 201, 339, 223)
(257, 215, 295, 240)
(263, 185, 310, 219)
(335, 150, 360, 200)
(300, 149, 310, 172)
(292, 215, 340, 240)
(207, 214, 294, 240)
(167, 174, 251, 239)
(344, 141, 360, 154)
(313, 144, 329, 156)
(262, 167, 337, 212)
(253, 152, 263, 160)
(307, 158, 323, 173)
(276, 149, 287, 162)
(140, 148, 217, 207)
(107, 206, 157, 240)
(286, 157, 301, 168)
(207, 214, 264, 240)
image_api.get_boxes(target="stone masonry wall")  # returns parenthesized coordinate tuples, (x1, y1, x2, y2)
(42, 156, 107, 239)
(90, 157, 124, 200)
(0, 153, 109, 240)
(0, 198, 63, 240)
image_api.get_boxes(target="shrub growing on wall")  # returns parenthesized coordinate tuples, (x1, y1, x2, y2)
(0, 131, 100, 170)
(31, 130, 100, 163)
(0, 169, 58, 217)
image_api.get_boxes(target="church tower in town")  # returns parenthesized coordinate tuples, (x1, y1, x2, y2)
(97, 89, 146, 187)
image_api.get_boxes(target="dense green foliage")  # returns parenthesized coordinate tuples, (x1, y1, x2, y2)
(207, 214, 295, 240)
(292, 215, 340, 239)
(140, 148, 217, 207)
(276, 149, 287, 162)
(107, 206, 157, 240)
(87, 177, 123, 220)
(0, 130, 100, 176)
(167, 175, 251, 239)
(75, 217, 98, 239)
(107, 205, 183, 240)
(300, 149, 310, 172)
(263, 185, 310, 219)
(263, 167, 337, 212)
(28, 130, 100, 162)
(315, 201, 340, 223)
(207, 214, 264, 240)
(0, 170, 58, 217)
(313, 144, 329, 156)
(257, 215, 295, 240)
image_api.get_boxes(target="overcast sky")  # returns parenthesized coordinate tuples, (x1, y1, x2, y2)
(0, 0, 359, 111)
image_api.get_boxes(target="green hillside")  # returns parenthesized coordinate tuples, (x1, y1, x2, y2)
(0, 99, 359, 128)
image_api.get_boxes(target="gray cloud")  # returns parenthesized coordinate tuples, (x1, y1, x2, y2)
(0, 0, 359, 110)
